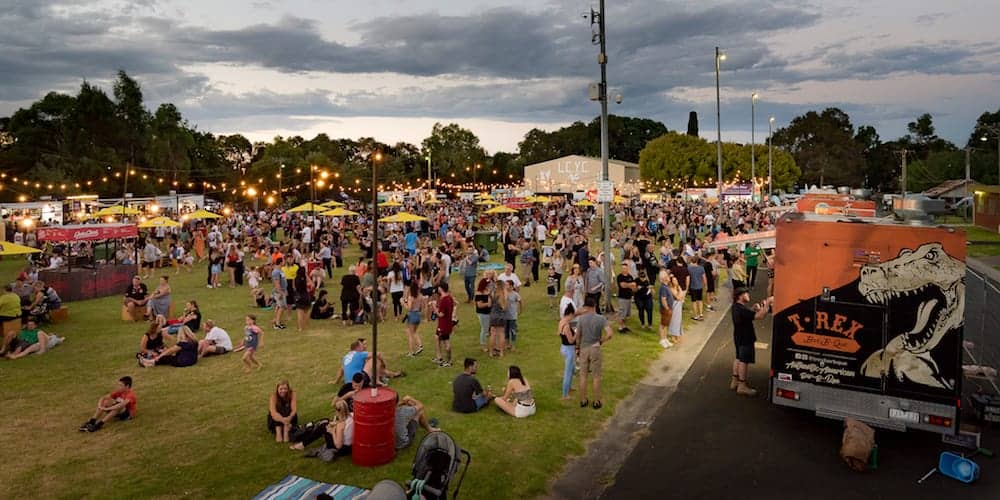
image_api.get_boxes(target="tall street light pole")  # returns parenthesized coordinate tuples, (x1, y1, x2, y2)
(370, 151, 383, 395)
(715, 47, 726, 199)
(751, 92, 758, 199)
(768, 116, 775, 198)
(591, 0, 613, 312)
(426, 151, 432, 188)
(982, 124, 1000, 184)
(277, 163, 284, 208)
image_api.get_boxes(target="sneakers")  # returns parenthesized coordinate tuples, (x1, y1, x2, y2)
(87, 421, 104, 432)
(707, 305, 715, 311)
(430, 358, 443, 364)
(440, 361, 452, 368)
(79, 419, 96, 432)
(414, 345, 424, 356)
(272, 323, 287, 330)
(736, 382, 758, 397)
(730, 376, 739, 391)
(659, 339, 672, 349)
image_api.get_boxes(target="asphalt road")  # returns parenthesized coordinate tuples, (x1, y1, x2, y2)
(602, 275, 999, 500)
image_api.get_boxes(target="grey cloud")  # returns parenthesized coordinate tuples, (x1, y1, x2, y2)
(819, 44, 1000, 79)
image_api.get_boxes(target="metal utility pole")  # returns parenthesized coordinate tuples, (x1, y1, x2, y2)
(590, 0, 612, 312)
(768, 116, 774, 198)
(370, 152, 382, 394)
(715, 47, 725, 198)
(751, 93, 758, 198)
(896, 150, 910, 200)
(982, 124, 1000, 184)
(426, 151, 432, 188)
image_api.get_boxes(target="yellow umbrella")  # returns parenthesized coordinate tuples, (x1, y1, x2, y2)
(381, 211, 428, 223)
(288, 202, 327, 212)
(320, 207, 360, 217)
(0, 241, 42, 255)
(613, 195, 629, 204)
(380, 200, 403, 207)
(187, 208, 222, 219)
(575, 199, 595, 207)
(532, 195, 553, 203)
(321, 200, 345, 207)
(476, 192, 494, 199)
(485, 205, 517, 214)
(138, 216, 182, 228)
(94, 205, 140, 217)
(422, 198, 442, 205)
(474, 199, 499, 206)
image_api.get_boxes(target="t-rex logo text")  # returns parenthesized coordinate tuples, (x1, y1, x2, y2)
(858, 243, 964, 389)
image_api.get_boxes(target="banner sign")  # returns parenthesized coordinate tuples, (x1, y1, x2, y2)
(38, 223, 138, 242)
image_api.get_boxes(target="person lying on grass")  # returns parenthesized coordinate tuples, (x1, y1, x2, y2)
(78, 376, 136, 432)
(139, 326, 198, 368)
(3, 318, 64, 359)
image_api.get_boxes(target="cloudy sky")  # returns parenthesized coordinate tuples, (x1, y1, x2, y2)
(2, 0, 999, 153)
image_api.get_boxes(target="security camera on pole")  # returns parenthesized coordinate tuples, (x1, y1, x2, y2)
(588, 0, 613, 313)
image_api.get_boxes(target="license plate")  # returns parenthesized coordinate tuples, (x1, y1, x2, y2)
(889, 408, 920, 423)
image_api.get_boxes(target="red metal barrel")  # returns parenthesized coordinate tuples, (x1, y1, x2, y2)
(352, 387, 397, 466)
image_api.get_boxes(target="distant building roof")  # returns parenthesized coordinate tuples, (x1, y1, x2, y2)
(923, 179, 976, 198)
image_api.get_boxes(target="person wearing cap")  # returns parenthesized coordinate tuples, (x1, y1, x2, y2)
(730, 287, 771, 396)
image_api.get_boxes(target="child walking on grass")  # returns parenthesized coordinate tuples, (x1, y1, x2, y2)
(546, 267, 558, 308)
(234, 314, 263, 372)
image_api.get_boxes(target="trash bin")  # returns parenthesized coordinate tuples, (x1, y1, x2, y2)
(352, 387, 398, 467)
(474, 231, 499, 254)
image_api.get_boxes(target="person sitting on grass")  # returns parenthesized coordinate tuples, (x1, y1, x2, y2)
(198, 319, 233, 358)
(268, 380, 298, 443)
(4, 318, 63, 359)
(310, 289, 334, 319)
(334, 372, 369, 412)
(139, 326, 198, 368)
(78, 376, 136, 432)
(161, 300, 201, 336)
(295, 399, 354, 462)
(233, 314, 264, 372)
(395, 394, 440, 450)
(137, 322, 165, 362)
(452, 358, 493, 413)
(252, 286, 274, 310)
(494, 365, 536, 418)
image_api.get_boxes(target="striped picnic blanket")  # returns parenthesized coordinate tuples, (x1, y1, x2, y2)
(252, 475, 368, 500)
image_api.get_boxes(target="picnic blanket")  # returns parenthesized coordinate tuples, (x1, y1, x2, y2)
(252, 475, 368, 500)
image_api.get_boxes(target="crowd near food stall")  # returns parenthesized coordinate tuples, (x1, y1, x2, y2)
(36, 223, 138, 302)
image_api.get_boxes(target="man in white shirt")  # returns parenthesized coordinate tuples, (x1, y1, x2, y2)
(302, 225, 312, 247)
(497, 263, 522, 290)
(535, 222, 547, 243)
(198, 319, 233, 357)
(559, 287, 576, 318)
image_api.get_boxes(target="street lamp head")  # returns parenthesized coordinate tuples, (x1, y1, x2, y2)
(718, 53, 727, 62)
(769, 116, 775, 123)
(752, 92, 759, 100)
(982, 136, 989, 142)
(374, 152, 383, 162)
(246, 187, 257, 197)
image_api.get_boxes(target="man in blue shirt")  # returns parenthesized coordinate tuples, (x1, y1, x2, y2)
(270, 258, 288, 329)
(335, 338, 370, 386)
(405, 229, 418, 256)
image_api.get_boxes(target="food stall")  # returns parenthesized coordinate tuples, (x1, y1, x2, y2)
(36, 223, 138, 302)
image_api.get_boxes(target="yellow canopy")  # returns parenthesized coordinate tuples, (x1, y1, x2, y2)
(138, 216, 182, 228)
(380, 211, 427, 223)
(94, 205, 140, 217)
(532, 195, 553, 203)
(0, 241, 42, 255)
(474, 199, 499, 206)
(422, 198, 442, 204)
(613, 195, 628, 204)
(320, 207, 360, 217)
(379, 200, 403, 207)
(575, 199, 595, 207)
(288, 202, 327, 212)
(475, 192, 494, 199)
(187, 209, 222, 219)
(321, 200, 345, 207)
(485, 205, 517, 214)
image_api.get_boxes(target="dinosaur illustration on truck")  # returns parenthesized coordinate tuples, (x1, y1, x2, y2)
(770, 214, 965, 434)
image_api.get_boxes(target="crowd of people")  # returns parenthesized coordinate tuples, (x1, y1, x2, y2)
(10, 193, 778, 454)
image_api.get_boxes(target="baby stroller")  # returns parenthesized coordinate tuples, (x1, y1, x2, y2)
(406, 431, 471, 500)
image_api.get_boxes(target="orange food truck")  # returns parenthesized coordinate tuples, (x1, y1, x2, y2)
(770, 212, 965, 433)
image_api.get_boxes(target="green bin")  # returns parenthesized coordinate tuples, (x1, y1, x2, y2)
(474, 231, 499, 254)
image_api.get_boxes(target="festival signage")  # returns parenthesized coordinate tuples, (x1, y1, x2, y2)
(37, 223, 138, 242)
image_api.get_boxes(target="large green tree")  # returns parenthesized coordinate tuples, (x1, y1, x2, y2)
(421, 123, 487, 185)
(771, 108, 865, 187)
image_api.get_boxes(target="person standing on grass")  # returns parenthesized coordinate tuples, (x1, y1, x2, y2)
(403, 282, 425, 357)
(633, 269, 653, 330)
(615, 263, 636, 333)
(557, 305, 577, 400)
(234, 315, 264, 372)
(432, 282, 456, 367)
(79, 376, 136, 432)
(576, 295, 613, 410)
(474, 277, 493, 353)
(730, 287, 771, 397)
(585, 256, 605, 313)
(503, 279, 521, 351)
(700, 251, 718, 311)
(686, 255, 707, 321)
(744, 242, 761, 288)
(270, 258, 288, 330)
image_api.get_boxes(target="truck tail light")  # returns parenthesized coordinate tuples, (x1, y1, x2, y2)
(776, 388, 800, 401)
(925, 415, 953, 427)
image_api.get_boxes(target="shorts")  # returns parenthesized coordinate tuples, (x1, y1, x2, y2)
(489, 316, 506, 328)
(514, 401, 536, 418)
(421, 287, 435, 297)
(118, 409, 132, 421)
(473, 394, 489, 410)
(273, 294, 287, 308)
(211, 264, 222, 274)
(406, 310, 421, 325)
(209, 345, 229, 355)
(659, 307, 671, 327)
(735, 344, 755, 364)
(689, 288, 703, 301)
(436, 328, 451, 341)
(578, 344, 603, 375)
(617, 299, 632, 319)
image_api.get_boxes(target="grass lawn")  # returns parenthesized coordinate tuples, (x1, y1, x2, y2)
(0, 244, 665, 499)
(943, 224, 1000, 258)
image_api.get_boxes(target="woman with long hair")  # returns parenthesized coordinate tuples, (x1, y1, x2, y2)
(268, 380, 298, 443)
(489, 282, 508, 357)
(565, 264, 584, 310)
(388, 262, 406, 320)
(557, 304, 577, 399)
(494, 365, 536, 418)
(474, 274, 494, 353)
(404, 281, 424, 356)
(292, 266, 311, 332)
